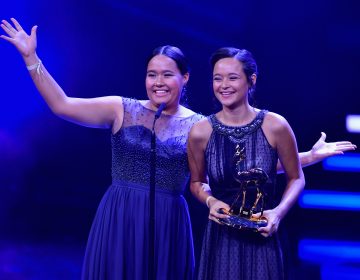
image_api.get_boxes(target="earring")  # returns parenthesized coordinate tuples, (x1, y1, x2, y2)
(181, 85, 187, 96)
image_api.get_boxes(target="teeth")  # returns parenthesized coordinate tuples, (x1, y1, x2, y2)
(155, 90, 167, 93)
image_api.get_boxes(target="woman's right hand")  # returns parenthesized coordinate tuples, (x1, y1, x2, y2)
(208, 197, 230, 224)
(1, 18, 37, 58)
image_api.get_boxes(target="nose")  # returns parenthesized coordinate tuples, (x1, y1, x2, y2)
(220, 78, 229, 89)
(155, 75, 164, 86)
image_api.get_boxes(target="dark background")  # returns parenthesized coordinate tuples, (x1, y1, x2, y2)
(1, 0, 359, 279)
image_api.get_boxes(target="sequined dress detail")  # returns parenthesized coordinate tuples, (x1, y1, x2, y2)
(198, 111, 284, 280)
(81, 98, 203, 280)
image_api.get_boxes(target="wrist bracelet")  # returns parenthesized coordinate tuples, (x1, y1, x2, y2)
(206, 196, 215, 208)
(26, 60, 43, 75)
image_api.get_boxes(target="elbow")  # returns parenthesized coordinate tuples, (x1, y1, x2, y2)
(51, 104, 64, 116)
(297, 172, 306, 193)
(50, 98, 71, 118)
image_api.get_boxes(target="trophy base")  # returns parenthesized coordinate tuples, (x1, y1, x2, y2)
(217, 208, 267, 230)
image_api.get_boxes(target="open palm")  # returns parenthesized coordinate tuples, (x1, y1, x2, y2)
(311, 132, 356, 161)
(0, 18, 37, 57)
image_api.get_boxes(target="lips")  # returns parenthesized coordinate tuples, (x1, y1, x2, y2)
(219, 91, 235, 96)
(153, 89, 169, 96)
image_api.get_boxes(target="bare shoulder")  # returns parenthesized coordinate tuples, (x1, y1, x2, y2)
(262, 111, 292, 148)
(263, 111, 290, 133)
(189, 117, 212, 142)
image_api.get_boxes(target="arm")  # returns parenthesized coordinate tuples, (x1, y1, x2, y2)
(187, 120, 229, 223)
(276, 132, 357, 173)
(258, 114, 305, 237)
(1, 18, 122, 133)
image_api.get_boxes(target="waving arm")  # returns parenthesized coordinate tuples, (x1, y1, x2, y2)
(1, 18, 123, 132)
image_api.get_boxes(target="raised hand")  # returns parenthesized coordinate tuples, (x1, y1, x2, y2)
(1, 18, 37, 57)
(311, 132, 357, 163)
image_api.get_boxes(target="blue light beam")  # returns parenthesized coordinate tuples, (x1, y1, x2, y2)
(299, 190, 360, 211)
(323, 153, 360, 172)
(346, 114, 360, 133)
(299, 239, 360, 263)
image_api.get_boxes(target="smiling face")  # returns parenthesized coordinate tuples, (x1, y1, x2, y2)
(145, 54, 189, 111)
(213, 57, 256, 109)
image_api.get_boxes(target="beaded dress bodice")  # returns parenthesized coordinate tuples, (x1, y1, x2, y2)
(111, 98, 204, 193)
(205, 110, 278, 210)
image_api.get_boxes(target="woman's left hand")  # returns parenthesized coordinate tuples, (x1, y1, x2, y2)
(253, 209, 281, 238)
(310, 132, 357, 162)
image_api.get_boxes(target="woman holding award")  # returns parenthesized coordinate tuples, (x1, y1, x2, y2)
(1, 18, 355, 280)
(188, 47, 306, 280)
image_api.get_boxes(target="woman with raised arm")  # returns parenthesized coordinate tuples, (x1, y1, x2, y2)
(1, 18, 356, 280)
(1, 18, 203, 280)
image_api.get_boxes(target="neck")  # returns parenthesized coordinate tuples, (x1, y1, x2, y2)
(146, 101, 181, 116)
(218, 103, 256, 126)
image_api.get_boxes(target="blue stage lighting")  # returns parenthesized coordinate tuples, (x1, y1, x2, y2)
(299, 239, 360, 262)
(299, 190, 360, 210)
(323, 153, 360, 172)
(322, 264, 360, 280)
(346, 114, 360, 133)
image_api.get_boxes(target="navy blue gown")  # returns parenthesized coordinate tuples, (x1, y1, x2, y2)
(198, 111, 284, 280)
(81, 98, 203, 280)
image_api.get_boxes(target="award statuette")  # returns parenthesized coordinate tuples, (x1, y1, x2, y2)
(217, 145, 269, 230)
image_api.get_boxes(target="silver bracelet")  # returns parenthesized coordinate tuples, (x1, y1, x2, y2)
(206, 195, 215, 208)
(26, 60, 43, 75)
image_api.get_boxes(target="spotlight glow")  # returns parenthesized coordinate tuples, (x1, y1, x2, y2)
(346, 114, 360, 133)
(299, 190, 360, 210)
(299, 239, 360, 262)
(323, 153, 360, 172)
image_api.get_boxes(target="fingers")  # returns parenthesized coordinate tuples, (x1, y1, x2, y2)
(320, 132, 326, 141)
(209, 208, 229, 220)
(208, 213, 224, 224)
(0, 34, 14, 43)
(10, 18, 23, 31)
(1, 23, 14, 38)
(208, 215, 222, 224)
(258, 229, 272, 238)
(335, 141, 354, 146)
(30, 25, 38, 40)
(258, 222, 274, 237)
(334, 142, 357, 152)
(208, 204, 230, 225)
(1, 19, 17, 36)
(335, 141, 357, 148)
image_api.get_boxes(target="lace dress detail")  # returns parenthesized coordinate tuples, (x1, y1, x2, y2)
(82, 98, 204, 280)
(198, 111, 284, 280)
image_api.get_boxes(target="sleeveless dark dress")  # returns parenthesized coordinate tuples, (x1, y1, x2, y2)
(81, 98, 203, 280)
(198, 111, 284, 280)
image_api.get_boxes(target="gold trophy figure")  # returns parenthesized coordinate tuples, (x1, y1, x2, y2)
(217, 145, 269, 230)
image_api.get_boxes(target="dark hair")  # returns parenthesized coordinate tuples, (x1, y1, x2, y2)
(147, 45, 190, 106)
(210, 47, 258, 97)
(147, 45, 190, 75)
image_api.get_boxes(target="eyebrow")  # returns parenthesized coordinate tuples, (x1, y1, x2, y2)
(213, 72, 241, 76)
(147, 70, 175, 74)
